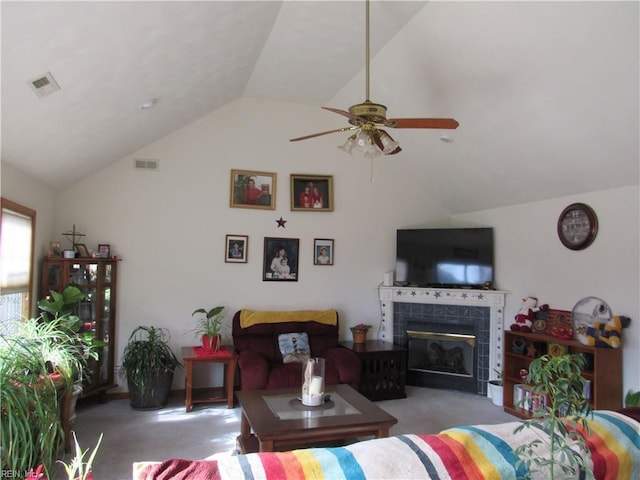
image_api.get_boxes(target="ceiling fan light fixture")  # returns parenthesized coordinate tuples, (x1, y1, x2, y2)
(355, 130, 370, 148)
(378, 129, 401, 155)
(338, 135, 357, 155)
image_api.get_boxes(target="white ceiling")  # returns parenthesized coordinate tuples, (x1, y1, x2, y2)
(2, 1, 638, 213)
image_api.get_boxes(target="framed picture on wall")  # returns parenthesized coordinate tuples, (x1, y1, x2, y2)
(225, 234, 248, 263)
(263, 237, 299, 281)
(313, 238, 334, 265)
(290, 174, 333, 211)
(230, 169, 276, 210)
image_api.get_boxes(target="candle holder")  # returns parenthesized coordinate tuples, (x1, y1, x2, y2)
(301, 357, 325, 406)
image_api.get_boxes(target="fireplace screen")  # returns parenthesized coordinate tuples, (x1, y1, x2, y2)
(407, 330, 475, 378)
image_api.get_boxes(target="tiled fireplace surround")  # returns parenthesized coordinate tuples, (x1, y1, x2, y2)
(378, 286, 506, 397)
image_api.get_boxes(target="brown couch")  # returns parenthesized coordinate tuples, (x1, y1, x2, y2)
(232, 309, 361, 390)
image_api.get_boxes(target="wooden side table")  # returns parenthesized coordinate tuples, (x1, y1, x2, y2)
(340, 340, 407, 401)
(182, 346, 238, 412)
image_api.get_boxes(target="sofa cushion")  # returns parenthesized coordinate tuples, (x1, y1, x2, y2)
(277, 332, 310, 363)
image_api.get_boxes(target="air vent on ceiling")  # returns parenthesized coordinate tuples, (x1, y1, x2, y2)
(133, 158, 159, 171)
(27, 72, 61, 98)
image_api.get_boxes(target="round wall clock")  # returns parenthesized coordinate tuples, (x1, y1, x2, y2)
(557, 203, 598, 250)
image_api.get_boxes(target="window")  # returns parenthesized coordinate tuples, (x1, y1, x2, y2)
(0, 198, 36, 335)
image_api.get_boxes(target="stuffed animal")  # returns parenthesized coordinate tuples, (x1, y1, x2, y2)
(576, 315, 630, 348)
(510, 296, 549, 333)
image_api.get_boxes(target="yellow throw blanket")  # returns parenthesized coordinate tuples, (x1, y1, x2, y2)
(240, 309, 337, 328)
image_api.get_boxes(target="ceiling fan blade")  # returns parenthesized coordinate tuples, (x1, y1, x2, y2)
(386, 118, 460, 129)
(290, 126, 356, 142)
(322, 106, 364, 122)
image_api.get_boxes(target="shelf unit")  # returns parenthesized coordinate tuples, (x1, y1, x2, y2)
(41, 258, 119, 399)
(503, 330, 622, 418)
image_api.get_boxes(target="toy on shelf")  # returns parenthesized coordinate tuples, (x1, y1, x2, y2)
(572, 296, 631, 348)
(510, 296, 549, 333)
(576, 314, 630, 348)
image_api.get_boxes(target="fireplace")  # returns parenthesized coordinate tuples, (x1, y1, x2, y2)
(378, 286, 506, 397)
(405, 310, 485, 392)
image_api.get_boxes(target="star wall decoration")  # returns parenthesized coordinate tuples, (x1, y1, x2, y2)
(276, 217, 287, 228)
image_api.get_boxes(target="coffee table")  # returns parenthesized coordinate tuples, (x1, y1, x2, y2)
(235, 384, 397, 453)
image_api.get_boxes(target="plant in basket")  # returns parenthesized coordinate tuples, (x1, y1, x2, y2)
(120, 326, 182, 410)
(191, 306, 225, 351)
(350, 323, 372, 344)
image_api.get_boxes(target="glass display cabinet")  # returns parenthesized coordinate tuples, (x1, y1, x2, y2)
(41, 258, 118, 399)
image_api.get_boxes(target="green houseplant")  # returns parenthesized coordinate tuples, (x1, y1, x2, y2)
(514, 353, 592, 480)
(0, 316, 89, 476)
(191, 306, 224, 351)
(121, 326, 182, 410)
(625, 389, 640, 407)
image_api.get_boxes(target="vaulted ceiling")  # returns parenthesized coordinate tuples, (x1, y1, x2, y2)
(2, 1, 638, 213)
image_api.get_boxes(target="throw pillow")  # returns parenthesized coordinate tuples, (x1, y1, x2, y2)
(278, 332, 310, 364)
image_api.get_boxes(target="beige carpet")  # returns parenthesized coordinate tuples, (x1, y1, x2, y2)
(59, 386, 516, 480)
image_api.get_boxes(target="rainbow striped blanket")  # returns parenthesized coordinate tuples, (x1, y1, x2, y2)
(134, 410, 640, 479)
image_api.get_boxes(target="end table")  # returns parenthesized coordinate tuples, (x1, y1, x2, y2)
(182, 346, 237, 412)
(340, 340, 407, 401)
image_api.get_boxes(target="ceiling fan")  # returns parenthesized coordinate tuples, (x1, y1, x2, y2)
(290, 0, 459, 156)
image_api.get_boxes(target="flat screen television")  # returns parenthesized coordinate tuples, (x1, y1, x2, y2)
(395, 227, 494, 289)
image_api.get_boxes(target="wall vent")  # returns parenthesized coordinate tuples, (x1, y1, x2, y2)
(133, 158, 159, 171)
(27, 72, 61, 98)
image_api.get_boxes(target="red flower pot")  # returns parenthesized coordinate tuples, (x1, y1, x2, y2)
(202, 334, 221, 352)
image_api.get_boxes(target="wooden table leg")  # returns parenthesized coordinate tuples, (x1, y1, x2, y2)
(258, 438, 274, 452)
(225, 357, 236, 408)
(184, 359, 193, 412)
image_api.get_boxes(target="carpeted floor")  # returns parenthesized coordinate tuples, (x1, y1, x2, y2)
(59, 386, 516, 480)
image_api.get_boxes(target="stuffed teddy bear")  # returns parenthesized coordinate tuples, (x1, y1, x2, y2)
(576, 315, 630, 348)
(510, 296, 549, 333)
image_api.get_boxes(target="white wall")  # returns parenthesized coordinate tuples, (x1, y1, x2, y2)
(53, 98, 452, 391)
(454, 185, 640, 393)
(9, 98, 639, 397)
(0, 162, 57, 314)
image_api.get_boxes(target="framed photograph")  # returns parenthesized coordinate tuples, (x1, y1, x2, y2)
(290, 174, 334, 211)
(230, 169, 276, 210)
(74, 243, 90, 258)
(225, 234, 248, 263)
(49, 242, 62, 257)
(313, 238, 334, 265)
(263, 237, 299, 281)
(98, 244, 110, 258)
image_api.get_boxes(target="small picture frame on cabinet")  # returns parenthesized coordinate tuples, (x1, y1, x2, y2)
(74, 243, 90, 258)
(98, 244, 111, 258)
(49, 242, 62, 257)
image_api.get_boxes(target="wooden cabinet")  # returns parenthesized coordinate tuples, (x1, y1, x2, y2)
(503, 330, 622, 418)
(340, 340, 407, 401)
(41, 258, 118, 399)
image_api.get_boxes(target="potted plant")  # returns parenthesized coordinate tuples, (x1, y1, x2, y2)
(120, 326, 182, 410)
(625, 389, 640, 407)
(487, 368, 504, 407)
(191, 306, 224, 351)
(514, 353, 591, 479)
(0, 316, 88, 476)
(350, 323, 371, 344)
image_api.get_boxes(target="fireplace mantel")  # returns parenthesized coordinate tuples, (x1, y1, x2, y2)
(378, 286, 507, 393)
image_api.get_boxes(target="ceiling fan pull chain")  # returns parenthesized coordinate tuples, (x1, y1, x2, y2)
(370, 155, 375, 183)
